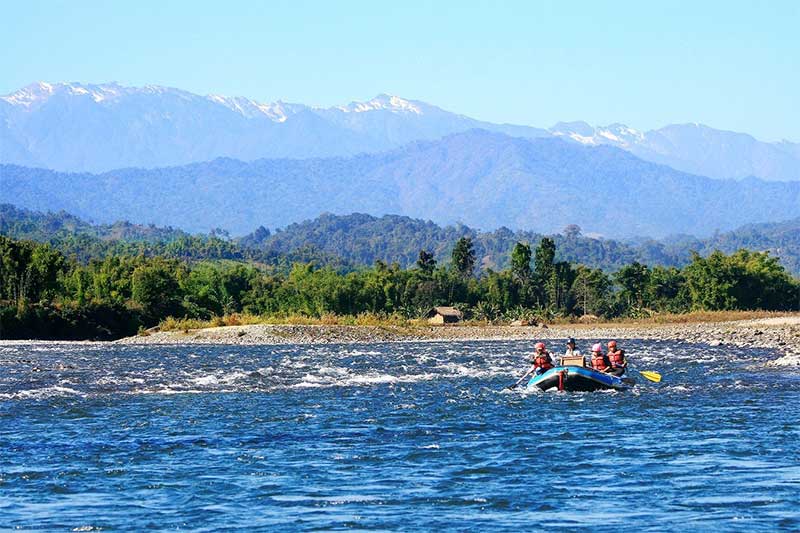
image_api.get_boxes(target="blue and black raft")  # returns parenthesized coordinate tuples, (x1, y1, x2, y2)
(524, 356, 634, 392)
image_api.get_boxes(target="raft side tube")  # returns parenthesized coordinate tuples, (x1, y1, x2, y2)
(526, 366, 630, 392)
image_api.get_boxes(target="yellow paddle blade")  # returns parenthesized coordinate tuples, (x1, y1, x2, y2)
(640, 370, 662, 383)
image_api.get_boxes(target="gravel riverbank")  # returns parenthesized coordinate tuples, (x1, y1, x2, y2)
(115, 317, 800, 367)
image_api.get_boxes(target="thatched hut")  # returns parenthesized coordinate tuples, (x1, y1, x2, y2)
(426, 306, 463, 325)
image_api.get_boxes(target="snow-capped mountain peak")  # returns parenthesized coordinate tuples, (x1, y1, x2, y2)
(549, 121, 598, 144)
(1, 81, 58, 107)
(337, 94, 423, 114)
(0, 81, 151, 107)
(550, 122, 645, 147)
(1, 81, 798, 181)
(206, 95, 309, 121)
(596, 123, 645, 146)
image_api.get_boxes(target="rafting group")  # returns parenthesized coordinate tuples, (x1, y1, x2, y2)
(510, 338, 661, 392)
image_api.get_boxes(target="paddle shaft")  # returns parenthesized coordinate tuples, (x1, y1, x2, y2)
(508, 366, 535, 389)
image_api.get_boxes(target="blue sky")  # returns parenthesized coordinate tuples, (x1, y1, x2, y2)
(3, 0, 798, 141)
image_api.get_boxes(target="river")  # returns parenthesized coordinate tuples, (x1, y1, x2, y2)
(1, 340, 799, 531)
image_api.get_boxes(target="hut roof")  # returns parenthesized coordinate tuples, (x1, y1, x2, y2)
(428, 306, 463, 318)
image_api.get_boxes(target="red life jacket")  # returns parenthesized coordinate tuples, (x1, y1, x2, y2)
(534, 352, 554, 371)
(608, 350, 626, 368)
(591, 353, 609, 371)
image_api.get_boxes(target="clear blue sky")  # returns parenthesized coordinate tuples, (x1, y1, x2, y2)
(3, 0, 798, 141)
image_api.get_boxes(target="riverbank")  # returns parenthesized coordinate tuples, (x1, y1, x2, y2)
(115, 315, 800, 367)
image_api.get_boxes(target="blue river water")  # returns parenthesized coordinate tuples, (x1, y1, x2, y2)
(1, 339, 799, 531)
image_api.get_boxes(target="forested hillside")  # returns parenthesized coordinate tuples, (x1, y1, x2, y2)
(0, 204, 350, 269)
(3, 204, 799, 274)
(247, 213, 674, 272)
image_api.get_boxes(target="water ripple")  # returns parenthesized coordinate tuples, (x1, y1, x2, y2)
(1, 339, 799, 530)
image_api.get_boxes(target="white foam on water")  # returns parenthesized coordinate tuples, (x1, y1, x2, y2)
(664, 385, 691, 392)
(95, 375, 145, 386)
(138, 388, 228, 395)
(8, 386, 86, 399)
(693, 356, 719, 364)
(345, 349, 382, 356)
(435, 362, 498, 378)
(192, 375, 220, 386)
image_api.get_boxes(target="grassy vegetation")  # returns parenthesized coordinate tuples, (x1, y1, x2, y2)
(155, 309, 798, 334)
(156, 312, 421, 332)
(566, 310, 799, 327)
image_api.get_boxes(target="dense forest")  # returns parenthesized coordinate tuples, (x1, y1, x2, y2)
(4, 204, 800, 274)
(2, 231, 798, 340)
(247, 213, 800, 274)
(0, 204, 352, 270)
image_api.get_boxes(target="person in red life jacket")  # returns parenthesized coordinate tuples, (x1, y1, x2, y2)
(606, 340, 627, 376)
(531, 341, 554, 375)
(590, 343, 612, 373)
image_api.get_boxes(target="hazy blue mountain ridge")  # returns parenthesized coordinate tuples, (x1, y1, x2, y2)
(3, 130, 799, 238)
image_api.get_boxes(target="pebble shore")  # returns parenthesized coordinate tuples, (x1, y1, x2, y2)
(116, 317, 800, 367)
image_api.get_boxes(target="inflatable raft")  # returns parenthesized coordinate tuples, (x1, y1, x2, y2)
(526, 366, 632, 392)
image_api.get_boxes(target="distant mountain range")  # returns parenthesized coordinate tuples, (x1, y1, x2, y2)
(3, 204, 799, 275)
(2, 81, 798, 181)
(0, 82, 547, 173)
(550, 122, 800, 182)
(3, 131, 800, 238)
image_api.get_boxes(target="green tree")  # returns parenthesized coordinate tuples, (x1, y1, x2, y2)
(510, 242, 532, 282)
(683, 250, 800, 312)
(547, 261, 576, 313)
(729, 250, 798, 310)
(647, 266, 690, 312)
(614, 261, 652, 312)
(683, 251, 742, 311)
(416, 249, 436, 274)
(534, 237, 556, 278)
(533, 237, 556, 305)
(510, 241, 532, 305)
(131, 260, 183, 321)
(0, 237, 66, 304)
(570, 265, 612, 317)
(451, 237, 476, 279)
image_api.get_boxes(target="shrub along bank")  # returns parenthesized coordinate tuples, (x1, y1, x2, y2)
(1, 235, 798, 340)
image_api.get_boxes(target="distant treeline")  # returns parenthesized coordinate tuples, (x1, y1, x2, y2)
(2, 234, 798, 340)
(3, 205, 800, 275)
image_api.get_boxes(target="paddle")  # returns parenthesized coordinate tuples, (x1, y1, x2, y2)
(638, 370, 662, 383)
(507, 367, 535, 390)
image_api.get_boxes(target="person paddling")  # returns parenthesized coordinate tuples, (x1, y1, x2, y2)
(508, 341, 554, 389)
(606, 340, 627, 376)
(590, 343, 612, 373)
(531, 342, 554, 375)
